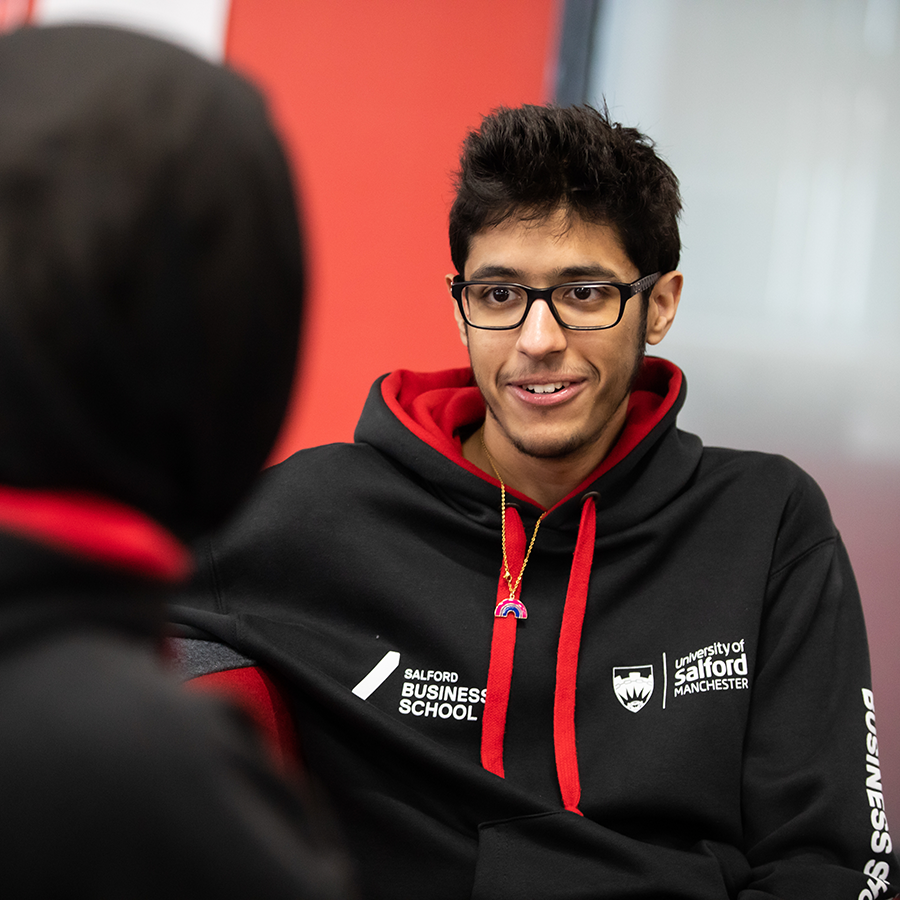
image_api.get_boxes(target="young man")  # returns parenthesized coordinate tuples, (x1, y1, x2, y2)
(175, 105, 898, 899)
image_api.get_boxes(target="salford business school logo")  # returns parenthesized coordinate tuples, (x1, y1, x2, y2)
(612, 665, 654, 712)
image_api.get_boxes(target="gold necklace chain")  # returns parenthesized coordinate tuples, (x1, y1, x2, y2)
(480, 430, 548, 604)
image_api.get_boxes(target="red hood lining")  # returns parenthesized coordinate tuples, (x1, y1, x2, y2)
(0, 486, 192, 582)
(381, 357, 683, 510)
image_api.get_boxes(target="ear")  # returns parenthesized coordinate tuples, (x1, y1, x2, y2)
(447, 274, 469, 348)
(645, 271, 682, 345)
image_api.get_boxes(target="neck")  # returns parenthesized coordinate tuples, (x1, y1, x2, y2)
(463, 417, 624, 510)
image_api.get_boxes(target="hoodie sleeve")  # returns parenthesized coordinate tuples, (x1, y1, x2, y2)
(739, 527, 898, 899)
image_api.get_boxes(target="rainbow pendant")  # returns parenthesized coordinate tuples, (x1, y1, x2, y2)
(494, 596, 528, 619)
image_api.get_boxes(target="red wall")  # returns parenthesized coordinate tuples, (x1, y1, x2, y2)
(224, 0, 560, 461)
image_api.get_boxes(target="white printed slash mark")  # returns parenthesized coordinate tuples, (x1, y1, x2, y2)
(352, 651, 400, 699)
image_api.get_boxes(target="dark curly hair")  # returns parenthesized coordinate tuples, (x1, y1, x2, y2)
(449, 104, 681, 278)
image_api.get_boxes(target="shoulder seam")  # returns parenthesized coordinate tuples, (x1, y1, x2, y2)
(768, 533, 836, 580)
(203, 537, 227, 614)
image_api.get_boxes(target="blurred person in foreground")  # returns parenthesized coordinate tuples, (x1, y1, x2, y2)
(0, 23, 352, 899)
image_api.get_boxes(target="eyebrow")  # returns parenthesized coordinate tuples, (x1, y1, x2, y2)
(555, 265, 623, 281)
(467, 263, 626, 282)
(467, 265, 521, 280)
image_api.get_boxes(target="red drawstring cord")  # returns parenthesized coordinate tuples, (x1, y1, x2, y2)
(480, 504, 526, 777)
(553, 495, 597, 814)
(480, 495, 598, 817)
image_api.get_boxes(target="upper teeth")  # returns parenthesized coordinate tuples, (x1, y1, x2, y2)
(524, 382, 567, 394)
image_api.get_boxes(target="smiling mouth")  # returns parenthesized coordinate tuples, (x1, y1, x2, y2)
(521, 382, 570, 394)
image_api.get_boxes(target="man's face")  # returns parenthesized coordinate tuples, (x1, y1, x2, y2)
(450, 209, 669, 469)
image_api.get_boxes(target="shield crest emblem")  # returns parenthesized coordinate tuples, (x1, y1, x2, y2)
(612, 665, 654, 712)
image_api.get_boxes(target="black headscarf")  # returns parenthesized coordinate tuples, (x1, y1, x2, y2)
(0, 24, 304, 540)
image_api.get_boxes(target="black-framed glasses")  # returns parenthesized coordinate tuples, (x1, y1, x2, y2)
(450, 272, 661, 331)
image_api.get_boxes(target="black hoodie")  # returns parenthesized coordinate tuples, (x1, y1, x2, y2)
(0, 24, 351, 899)
(176, 360, 898, 900)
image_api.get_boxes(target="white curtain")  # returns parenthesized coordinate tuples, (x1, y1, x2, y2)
(590, 0, 900, 462)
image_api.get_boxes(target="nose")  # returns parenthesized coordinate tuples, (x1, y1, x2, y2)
(515, 298, 567, 359)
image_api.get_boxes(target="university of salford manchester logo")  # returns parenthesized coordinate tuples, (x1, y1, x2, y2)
(613, 665, 654, 712)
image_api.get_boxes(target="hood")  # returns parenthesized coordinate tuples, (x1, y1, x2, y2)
(0, 486, 190, 583)
(0, 25, 304, 542)
(357, 355, 689, 516)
